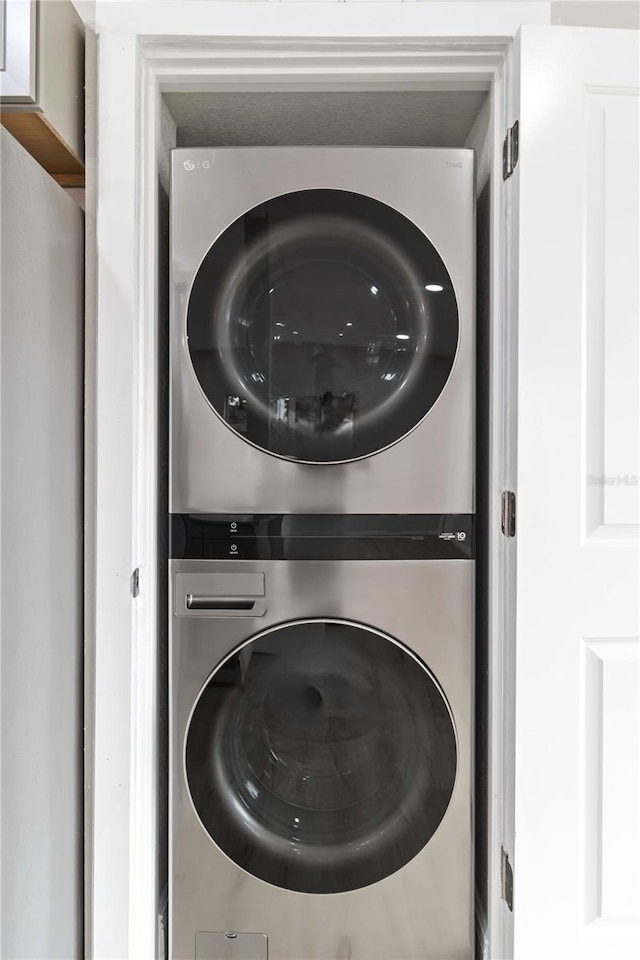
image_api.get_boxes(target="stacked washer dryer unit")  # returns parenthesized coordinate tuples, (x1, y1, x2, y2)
(169, 147, 475, 960)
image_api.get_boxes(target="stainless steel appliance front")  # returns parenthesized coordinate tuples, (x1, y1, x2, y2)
(170, 559, 473, 960)
(170, 147, 475, 514)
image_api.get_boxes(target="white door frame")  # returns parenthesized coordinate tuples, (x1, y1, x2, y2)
(89, 25, 521, 960)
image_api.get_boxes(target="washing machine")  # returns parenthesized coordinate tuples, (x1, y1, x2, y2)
(169, 518, 473, 960)
(170, 147, 475, 514)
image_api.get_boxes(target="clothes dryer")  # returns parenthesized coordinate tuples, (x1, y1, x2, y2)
(170, 147, 474, 514)
(169, 519, 473, 959)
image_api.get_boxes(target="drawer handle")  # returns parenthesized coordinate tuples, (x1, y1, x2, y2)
(186, 595, 256, 611)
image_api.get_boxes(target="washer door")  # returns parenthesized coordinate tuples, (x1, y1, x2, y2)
(186, 190, 459, 463)
(185, 619, 457, 894)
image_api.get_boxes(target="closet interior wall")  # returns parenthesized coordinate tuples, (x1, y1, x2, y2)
(157, 84, 494, 952)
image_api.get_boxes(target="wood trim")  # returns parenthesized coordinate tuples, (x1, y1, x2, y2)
(53, 172, 85, 187)
(0, 109, 85, 185)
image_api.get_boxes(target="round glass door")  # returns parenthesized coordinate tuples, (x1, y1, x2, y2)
(185, 620, 457, 894)
(186, 190, 459, 463)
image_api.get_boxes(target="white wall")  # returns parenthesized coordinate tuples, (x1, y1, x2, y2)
(70, 0, 95, 27)
(0, 128, 84, 960)
(72, 0, 639, 32)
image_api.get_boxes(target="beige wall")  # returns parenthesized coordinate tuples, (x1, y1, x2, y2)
(552, 1, 640, 28)
(71, 0, 638, 31)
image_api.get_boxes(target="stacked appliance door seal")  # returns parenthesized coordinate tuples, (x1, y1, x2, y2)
(169, 146, 475, 960)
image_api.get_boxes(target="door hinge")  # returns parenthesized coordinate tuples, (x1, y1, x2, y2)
(501, 846, 514, 912)
(503, 120, 519, 180)
(131, 567, 140, 598)
(501, 491, 516, 538)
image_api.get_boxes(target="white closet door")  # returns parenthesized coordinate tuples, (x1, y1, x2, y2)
(512, 26, 639, 960)
(0, 128, 83, 960)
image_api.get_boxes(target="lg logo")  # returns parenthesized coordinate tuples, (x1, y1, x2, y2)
(183, 159, 210, 171)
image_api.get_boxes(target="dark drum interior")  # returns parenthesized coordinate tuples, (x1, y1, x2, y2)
(186, 190, 459, 462)
(185, 620, 457, 894)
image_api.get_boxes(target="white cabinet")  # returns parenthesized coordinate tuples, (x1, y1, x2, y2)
(0, 125, 84, 960)
(0, 0, 36, 99)
(0, 0, 84, 184)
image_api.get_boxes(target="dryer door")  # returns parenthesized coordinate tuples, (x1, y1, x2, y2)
(185, 619, 457, 894)
(186, 190, 459, 463)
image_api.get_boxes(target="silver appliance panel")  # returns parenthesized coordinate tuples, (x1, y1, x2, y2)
(170, 147, 475, 514)
(170, 559, 473, 960)
(195, 932, 268, 960)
